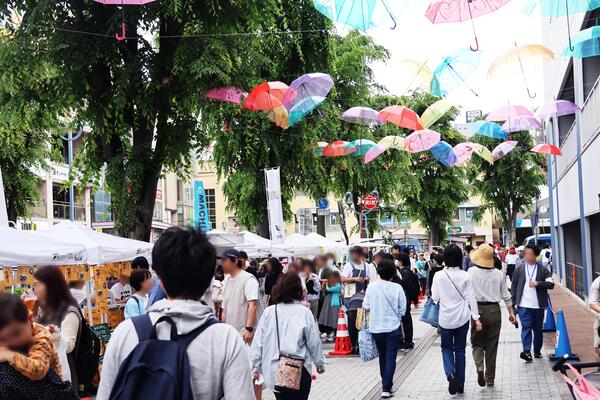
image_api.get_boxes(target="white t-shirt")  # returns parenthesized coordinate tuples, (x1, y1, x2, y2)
(520, 263, 540, 309)
(70, 288, 87, 305)
(506, 253, 519, 265)
(542, 249, 552, 264)
(222, 270, 260, 334)
(341, 261, 370, 278)
(110, 282, 132, 303)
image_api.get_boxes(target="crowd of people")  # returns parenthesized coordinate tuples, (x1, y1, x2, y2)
(0, 224, 576, 400)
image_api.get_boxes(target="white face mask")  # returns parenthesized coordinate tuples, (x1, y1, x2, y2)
(394, 260, 400, 267)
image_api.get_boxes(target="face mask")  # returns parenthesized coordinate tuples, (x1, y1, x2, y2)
(394, 260, 400, 267)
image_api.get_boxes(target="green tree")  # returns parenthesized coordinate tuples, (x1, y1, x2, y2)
(467, 131, 546, 245)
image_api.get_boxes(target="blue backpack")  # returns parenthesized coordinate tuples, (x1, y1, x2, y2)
(109, 315, 219, 400)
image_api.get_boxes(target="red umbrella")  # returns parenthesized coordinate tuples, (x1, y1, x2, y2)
(379, 106, 423, 131)
(323, 141, 356, 157)
(205, 87, 247, 105)
(531, 143, 562, 156)
(243, 82, 289, 111)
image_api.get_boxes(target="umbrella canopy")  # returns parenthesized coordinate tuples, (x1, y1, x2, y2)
(563, 26, 600, 58)
(501, 116, 542, 132)
(283, 73, 333, 126)
(524, 0, 600, 15)
(537, 100, 580, 119)
(470, 143, 494, 164)
(308, 141, 329, 156)
(492, 140, 518, 161)
(243, 81, 289, 111)
(378, 106, 423, 130)
(287, 96, 326, 127)
(531, 143, 562, 156)
(396, 59, 433, 92)
(266, 105, 290, 129)
(364, 144, 389, 164)
(339, 106, 382, 126)
(205, 86, 247, 105)
(468, 121, 508, 139)
(404, 129, 441, 153)
(430, 141, 457, 166)
(323, 141, 355, 157)
(486, 105, 534, 121)
(378, 135, 405, 149)
(452, 142, 474, 165)
(420, 99, 454, 129)
(431, 48, 482, 97)
(348, 139, 377, 156)
(312, 0, 406, 30)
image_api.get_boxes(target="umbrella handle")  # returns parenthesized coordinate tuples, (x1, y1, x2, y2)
(470, 35, 480, 52)
(115, 22, 126, 41)
(527, 87, 537, 99)
(381, 0, 397, 30)
(565, 0, 575, 51)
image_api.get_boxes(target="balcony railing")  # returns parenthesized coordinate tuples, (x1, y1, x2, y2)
(53, 201, 85, 221)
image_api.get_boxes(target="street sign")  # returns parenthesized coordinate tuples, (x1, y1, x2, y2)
(316, 198, 330, 209)
(447, 226, 463, 234)
(362, 194, 379, 210)
(317, 208, 330, 216)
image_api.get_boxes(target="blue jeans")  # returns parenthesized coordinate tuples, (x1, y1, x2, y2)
(518, 307, 544, 353)
(372, 327, 401, 392)
(440, 322, 469, 389)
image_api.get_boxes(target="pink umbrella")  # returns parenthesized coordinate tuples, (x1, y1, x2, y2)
(323, 141, 355, 157)
(364, 144, 389, 164)
(452, 142, 474, 165)
(501, 116, 541, 132)
(94, 0, 156, 40)
(486, 105, 534, 122)
(205, 87, 247, 105)
(404, 130, 441, 153)
(531, 143, 562, 156)
(492, 140, 518, 162)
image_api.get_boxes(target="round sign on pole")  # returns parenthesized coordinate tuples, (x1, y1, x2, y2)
(362, 194, 379, 210)
(316, 198, 330, 209)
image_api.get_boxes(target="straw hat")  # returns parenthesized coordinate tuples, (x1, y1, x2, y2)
(470, 245, 495, 269)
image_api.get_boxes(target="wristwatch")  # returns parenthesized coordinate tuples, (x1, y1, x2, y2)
(245, 326, 254, 333)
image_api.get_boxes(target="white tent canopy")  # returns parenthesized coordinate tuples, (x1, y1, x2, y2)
(0, 227, 87, 266)
(33, 221, 152, 265)
(273, 233, 347, 257)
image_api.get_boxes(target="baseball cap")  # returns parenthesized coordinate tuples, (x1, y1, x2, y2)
(219, 249, 241, 260)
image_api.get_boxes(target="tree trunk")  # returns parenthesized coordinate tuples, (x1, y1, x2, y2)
(256, 220, 270, 239)
(132, 171, 159, 241)
(6, 204, 17, 226)
(430, 226, 440, 248)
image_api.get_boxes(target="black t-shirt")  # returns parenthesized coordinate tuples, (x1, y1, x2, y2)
(264, 272, 281, 296)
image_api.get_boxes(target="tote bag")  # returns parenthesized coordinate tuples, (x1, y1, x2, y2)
(419, 299, 440, 327)
(561, 364, 600, 400)
(358, 312, 378, 362)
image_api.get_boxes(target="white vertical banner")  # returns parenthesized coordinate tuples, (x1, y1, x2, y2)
(0, 166, 8, 227)
(264, 167, 286, 244)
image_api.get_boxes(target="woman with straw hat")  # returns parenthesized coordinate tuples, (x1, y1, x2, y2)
(468, 244, 516, 388)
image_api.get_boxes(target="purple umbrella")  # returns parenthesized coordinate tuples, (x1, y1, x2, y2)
(537, 100, 580, 119)
(205, 87, 247, 105)
(283, 73, 334, 106)
(339, 107, 382, 126)
(501, 116, 541, 132)
(492, 140, 518, 162)
(486, 105, 534, 122)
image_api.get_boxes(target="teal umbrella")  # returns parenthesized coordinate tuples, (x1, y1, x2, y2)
(431, 48, 482, 97)
(348, 139, 376, 156)
(563, 26, 600, 58)
(312, 0, 405, 30)
(467, 121, 508, 140)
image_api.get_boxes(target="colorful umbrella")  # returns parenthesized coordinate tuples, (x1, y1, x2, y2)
(364, 144, 389, 164)
(378, 106, 423, 130)
(323, 141, 355, 157)
(266, 105, 290, 129)
(348, 139, 377, 156)
(243, 81, 289, 111)
(492, 140, 518, 161)
(425, 0, 512, 51)
(488, 44, 554, 98)
(486, 105, 534, 121)
(563, 26, 600, 58)
(468, 121, 508, 139)
(431, 48, 482, 97)
(452, 142, 474, 165)
(308, 141, 329, 156)
(501, 116, 541, 132)
(94, 0, 156, 40)
(396, 59, 433, 93)
(404, 129, 441, 153)
(420, 99, 454, 129)
(378, 135, 405, 149)
(470, 143, 494, 164)
(312, 0, 406, 30)
(537, 100, 580, 119)
(205, 87, 247, 105)
(287, 96, 326, 127)
(430, 141, 457, 166)
(531, 143, 562, 156)
(282, 73, 333, 126)
(339, 106, 382, 126)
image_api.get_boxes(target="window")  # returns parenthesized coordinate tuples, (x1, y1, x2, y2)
(465, 208, 474, 221)
(452, 208, 460, 221)
(205, 189, 217, 229)
(93, 191, 112, 222)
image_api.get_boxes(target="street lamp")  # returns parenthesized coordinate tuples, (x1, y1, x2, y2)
(59, 129, 83, 221)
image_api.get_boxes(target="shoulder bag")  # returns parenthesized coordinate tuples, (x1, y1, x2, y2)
(274, 305, 305, 393)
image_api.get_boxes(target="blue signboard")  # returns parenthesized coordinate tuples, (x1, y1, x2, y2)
(193, 180, 212, 232)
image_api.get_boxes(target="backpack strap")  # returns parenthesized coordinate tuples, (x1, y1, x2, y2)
(177, 318, 220, 348)
(131, 314, 154, 342)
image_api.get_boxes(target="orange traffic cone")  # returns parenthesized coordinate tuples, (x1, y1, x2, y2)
(329, 309, 352, 356)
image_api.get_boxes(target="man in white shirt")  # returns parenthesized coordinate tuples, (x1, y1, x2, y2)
(341, 246, 370, 354)
(110, 274, 131, 304)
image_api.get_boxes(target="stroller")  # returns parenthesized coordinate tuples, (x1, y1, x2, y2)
(553, 356, 600, 399)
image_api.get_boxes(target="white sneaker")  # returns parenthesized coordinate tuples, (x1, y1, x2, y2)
(381, 392, 392, 398)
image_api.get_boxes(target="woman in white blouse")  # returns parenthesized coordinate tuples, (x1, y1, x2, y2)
(431, 244, 482, 395)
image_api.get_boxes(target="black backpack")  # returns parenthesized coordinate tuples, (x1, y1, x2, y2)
(72, 308, 101, 386)
(109, 315, 219, 400)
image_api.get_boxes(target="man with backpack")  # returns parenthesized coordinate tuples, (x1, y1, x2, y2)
(393, 252, 421, 349)
(96, 227, 254, 400)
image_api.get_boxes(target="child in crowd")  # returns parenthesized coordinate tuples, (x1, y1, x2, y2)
(124, 269, 153, 319)
(318, 270, 342, 342)
(0, 293, 77, 399)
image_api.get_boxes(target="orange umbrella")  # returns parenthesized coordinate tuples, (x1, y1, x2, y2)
(323, 141, 356, 157)
(379, 106, 423, 130)
(531, 143, 562, 156)
(243, 81, 289, 111)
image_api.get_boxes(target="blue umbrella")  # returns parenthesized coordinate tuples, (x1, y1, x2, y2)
(431, 48, 482, 97)
(563, 26, 600, 58)
(430, 141, 457, 166)
(288, 96, 327, 127)
(312, 0, 404, 30)
(467, 121, 508, 140)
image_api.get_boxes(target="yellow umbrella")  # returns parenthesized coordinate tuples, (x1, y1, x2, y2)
(378, 135, 405, 149)
(266, 105, 289, 129)
(470, 143, 494, 164)
(396, 59, 433, 93)
(420, 99, 454, 129)
(488, 44, 554, 98)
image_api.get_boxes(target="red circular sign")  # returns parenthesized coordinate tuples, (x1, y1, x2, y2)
(362, 194, 379, 210)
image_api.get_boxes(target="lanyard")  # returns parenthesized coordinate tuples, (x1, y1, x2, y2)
(527, 264, 537, 281)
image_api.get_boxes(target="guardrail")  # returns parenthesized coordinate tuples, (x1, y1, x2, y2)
(565, 262, 585, 300)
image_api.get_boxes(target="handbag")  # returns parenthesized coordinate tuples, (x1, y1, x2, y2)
(560, 363, 600, 400)
(274, 305, 305, 392)
(355, 308, 370, 330)
(358, 312, 378, 362)
(419, 299, 440, 327)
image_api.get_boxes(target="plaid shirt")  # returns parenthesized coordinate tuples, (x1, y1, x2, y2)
(9, 323, 62, 381)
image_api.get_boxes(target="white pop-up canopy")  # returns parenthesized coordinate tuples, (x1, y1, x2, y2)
(273, 233, 347, 257)
(0, 227, 87, 266)
(34, 221, 152, 265)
